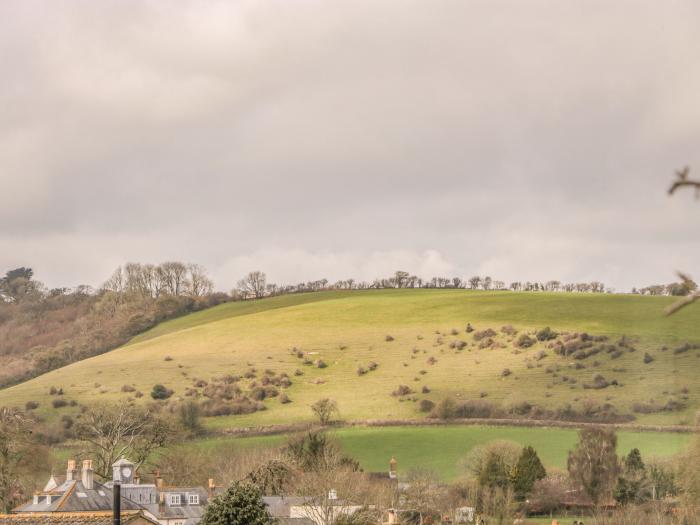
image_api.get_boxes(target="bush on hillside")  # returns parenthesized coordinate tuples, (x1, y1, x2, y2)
(517, 334, 536, 348)
(536, 327, 558, 341)
(393, 385, 414, 396)
(151, 384, 174, 400)
(419, 399, 435, 413)
(473, 328, 497, 341)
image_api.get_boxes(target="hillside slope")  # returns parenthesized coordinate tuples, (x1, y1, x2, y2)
(2, 290, 699, 427)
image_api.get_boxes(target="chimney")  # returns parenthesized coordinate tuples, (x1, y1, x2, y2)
(207, 479, 215, 498)
(389, 456, 397, 479)
(328, 489, 337, 500)
(82, 460, 94, 489)
(155, 471, 163, 490)
(66, 460, 78, 481)
(113, 481, 121, 525)
(133, 470, 140, 485)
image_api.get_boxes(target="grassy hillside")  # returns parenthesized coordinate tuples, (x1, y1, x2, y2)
(1, 289, 699, 427)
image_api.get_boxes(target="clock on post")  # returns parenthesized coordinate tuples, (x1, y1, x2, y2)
(112, 458, 135, 484)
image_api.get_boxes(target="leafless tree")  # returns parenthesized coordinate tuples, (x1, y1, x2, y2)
(401, 468, 447, 525)
(76, 403, 171, 479)
(311, 398, 338, 425)
(237, 271, 267, 299)
(187, 264, 214, 297)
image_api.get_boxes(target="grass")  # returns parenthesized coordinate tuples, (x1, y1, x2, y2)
(154, 425, 690, 481)
(1, 289, 699, 428)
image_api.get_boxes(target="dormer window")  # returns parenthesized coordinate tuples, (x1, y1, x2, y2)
(188, 494, 199, 505)
(168, 494, 181, 506)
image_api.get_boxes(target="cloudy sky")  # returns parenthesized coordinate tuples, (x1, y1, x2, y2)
(1, 1, 699, 292)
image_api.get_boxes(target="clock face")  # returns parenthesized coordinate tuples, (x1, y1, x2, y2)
(122, 467, 132, 478)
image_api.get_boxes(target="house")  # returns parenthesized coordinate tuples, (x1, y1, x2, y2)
(13, 459, 216, 525)
(13, 460, 144, 514)
(263, 491, 365, 525)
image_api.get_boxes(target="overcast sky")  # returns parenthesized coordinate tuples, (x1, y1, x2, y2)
(1, 1, 699, 292)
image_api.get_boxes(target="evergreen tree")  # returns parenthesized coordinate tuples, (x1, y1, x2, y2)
(512, 446, 547, 498)
(201, 482, 274, 525)
(614, 448, 649, 505)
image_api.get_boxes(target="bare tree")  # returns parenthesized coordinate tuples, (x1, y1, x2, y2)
(567, 427, 620, 506)
(311, 398, 339, 425)
(76, 403, 171, 479)
(401, 468, 447, 525)
(237, 271, 267, 299)
(187, 263, 214, 297)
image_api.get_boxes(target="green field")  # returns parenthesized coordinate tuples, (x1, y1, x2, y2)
(164, 425, 691, 481)
(1, 289, 699, 428)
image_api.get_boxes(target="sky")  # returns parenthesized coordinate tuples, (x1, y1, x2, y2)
(1, 0, 699, 292)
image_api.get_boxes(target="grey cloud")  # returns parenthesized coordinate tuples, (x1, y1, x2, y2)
(1, 0, 699, 291)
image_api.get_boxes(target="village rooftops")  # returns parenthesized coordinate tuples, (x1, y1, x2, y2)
(0, 511, 158, 525)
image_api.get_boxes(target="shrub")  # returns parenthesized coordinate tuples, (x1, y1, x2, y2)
(315, 359, 327, 369)
(419, 399, 435, 413)
(501, 325, 518, 336)
(583, 375, 610, 390)
(474, 328, 497, 341)
(451, 328, 459, 335)
(393, 385, 413, 396)
(501, 368, 512, 377)
(52, 398, 68, 409)
(294, 369, 303, 376)
(121, 384, 136, 393)
(279, 393, 291, 404)
(517, 334, 536, 348)
(179, 401, 202, 434)
(151, 384, 174, 400)
(466, 323, 474, 333)
(134, 391, 144, 398)
(385, 335, 395, 342)
(25, 401, 39, 410)
(674, 342, 700, 355)
(450, 340, 467, 350)
(163, 356, 173, 361)
(422, 385, 431, 394)
(368, 361, 378, 371)
(536, 327, 558, 341)
(427, 356, 437, 365)
(357, 366, 367, 376)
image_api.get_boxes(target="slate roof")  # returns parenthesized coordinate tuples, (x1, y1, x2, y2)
(0, 511, 157, 525)
(13, 481, 143, 513)
(140, 487, 210, 525)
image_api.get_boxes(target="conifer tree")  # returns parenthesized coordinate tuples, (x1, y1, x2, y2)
(512, 445, 546, 498)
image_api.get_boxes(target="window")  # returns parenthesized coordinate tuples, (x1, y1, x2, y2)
(168, 494, 181, 506)
(188, 494, 199, 505)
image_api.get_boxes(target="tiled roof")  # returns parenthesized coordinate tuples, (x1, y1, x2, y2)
(0, 511, 156, 525)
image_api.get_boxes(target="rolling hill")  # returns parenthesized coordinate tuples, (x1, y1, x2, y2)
(2, 289, 699, 428)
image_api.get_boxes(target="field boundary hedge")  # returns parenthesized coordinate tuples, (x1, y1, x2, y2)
(220, 417, 698, 437)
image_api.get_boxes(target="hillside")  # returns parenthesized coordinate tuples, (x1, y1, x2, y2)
(1, 289, 699, 428)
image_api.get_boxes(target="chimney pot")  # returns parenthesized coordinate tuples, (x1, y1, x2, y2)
(67, 459, 78, 481)
(207, 479, 215, 498)
(82, 459, 94, 489)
